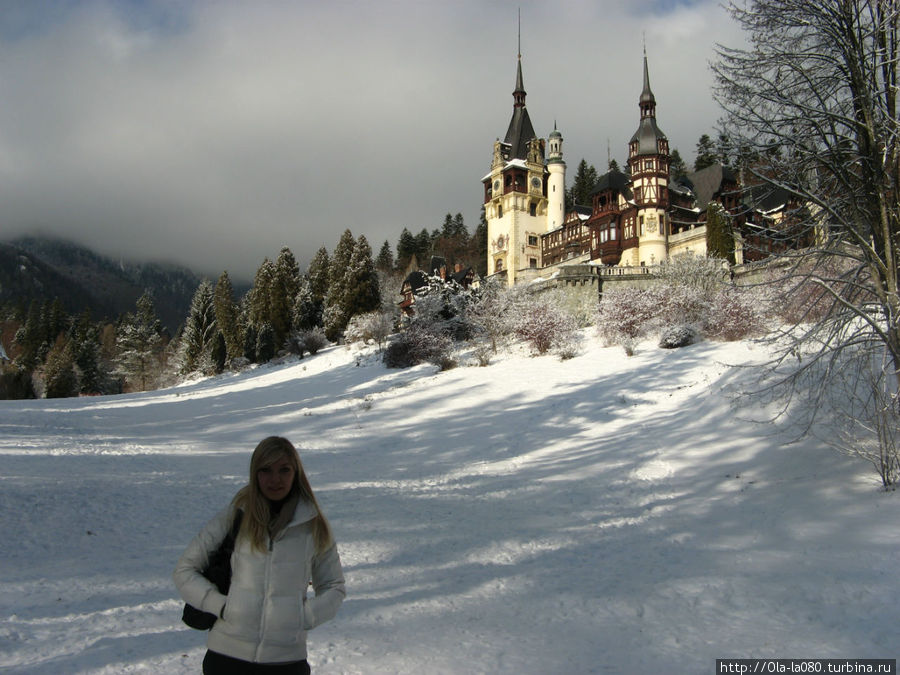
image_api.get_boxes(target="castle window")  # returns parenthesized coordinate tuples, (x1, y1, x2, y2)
(529, 258, 538, 268)
(530, 203, 537, 217)
(528, 235, 538, 246)
(498, 204, 503, 218)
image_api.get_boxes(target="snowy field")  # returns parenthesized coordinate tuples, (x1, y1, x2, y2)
(0, 335, 898, 674)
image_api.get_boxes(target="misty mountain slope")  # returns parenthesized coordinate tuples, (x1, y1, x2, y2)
(0, 336, 897, 674)
(3, 236, 209, 331)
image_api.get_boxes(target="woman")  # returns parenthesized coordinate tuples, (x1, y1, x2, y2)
(175, 437, 345, 674)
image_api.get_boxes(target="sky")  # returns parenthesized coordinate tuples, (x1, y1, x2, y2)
(0, 0, 746, 281)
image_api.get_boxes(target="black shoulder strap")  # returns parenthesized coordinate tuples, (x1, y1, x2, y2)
(224, 510, 243, 552)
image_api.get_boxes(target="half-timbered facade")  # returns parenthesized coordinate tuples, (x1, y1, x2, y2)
(484, 47, 792, 282)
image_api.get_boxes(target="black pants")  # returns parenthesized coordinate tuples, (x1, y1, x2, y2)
(202, 650, 311, 675)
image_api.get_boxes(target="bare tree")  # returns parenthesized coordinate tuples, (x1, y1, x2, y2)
(713, 0, 900, 485)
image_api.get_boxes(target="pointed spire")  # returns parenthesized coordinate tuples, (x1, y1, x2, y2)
(640, 43, 655, 107)
(630, 47, 667, 157)
(513, 55, 526, 107)
(513, 11, 526, 109)
(502, 10, 537, 160)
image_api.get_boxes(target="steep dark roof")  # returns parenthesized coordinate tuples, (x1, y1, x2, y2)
(503, 57, 538, 160)
(639, 50, 656, 106)
(744, 182, 791, 213)
(594, 169, 630, 194)
(630, 118, 667, 156)
(683, 163, 737, 210)
(629, 53, 667, 156)
(403, 270, 429, 294)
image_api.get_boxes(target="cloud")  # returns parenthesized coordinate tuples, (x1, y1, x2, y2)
(0, 0, 744, 281)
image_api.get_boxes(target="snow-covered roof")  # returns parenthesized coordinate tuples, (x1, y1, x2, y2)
(482, 158, 534, 182)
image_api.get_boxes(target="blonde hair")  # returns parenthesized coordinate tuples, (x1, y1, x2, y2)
(232, 436, 334, 554)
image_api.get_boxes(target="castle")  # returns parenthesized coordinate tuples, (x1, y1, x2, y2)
(482, 48, 764, 285)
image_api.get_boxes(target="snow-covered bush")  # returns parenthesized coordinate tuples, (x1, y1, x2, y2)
(656, 254, 728, 298)
(704, 288, 763, 341)
(410, 276, 473, 342)
(655, 284, 710, 330)
(297, 327, 329, 355)
(596, 287, 660, 346)
(764, 259, 844, 326)
(344, 311, 394, 348)
(514, 294, 580, 356)
(383, 322, 455, 370)
(658, 324, 699, 349)
(553, 326, 583, 360)
(465, 278, 519, 360)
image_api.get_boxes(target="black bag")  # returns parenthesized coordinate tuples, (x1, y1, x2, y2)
(182, 510, 244, 630)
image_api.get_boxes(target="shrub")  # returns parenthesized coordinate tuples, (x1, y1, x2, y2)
(658, 325, 699, 349)
(383, 323, 455, 370)
(597, 287, 660, 345)
(656, 285, 711, 329)
(344, 311, 394, 348)
(297, 327, 329, 355)
(0, 366, 35, 400)
(705, 288, 763, 341)
(514, 295, 579, 356)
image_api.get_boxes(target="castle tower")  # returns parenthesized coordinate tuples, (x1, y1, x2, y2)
(482, 51, 548, 283)
(547, 122, 566, 230)
(626, 48, 669, 266)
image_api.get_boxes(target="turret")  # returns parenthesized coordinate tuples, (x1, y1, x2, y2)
(627, 48, 669, 266)
(547, 122, 566, 230)
(483, 46, 548, 283)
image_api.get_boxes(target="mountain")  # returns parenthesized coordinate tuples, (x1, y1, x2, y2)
(0, 236, 218, 332)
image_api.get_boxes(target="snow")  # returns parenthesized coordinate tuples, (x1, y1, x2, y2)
(1, 335, 897, 674)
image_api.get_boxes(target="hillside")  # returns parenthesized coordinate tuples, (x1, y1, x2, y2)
(0, 237, 227, 332)
(0, 335, 897, 673)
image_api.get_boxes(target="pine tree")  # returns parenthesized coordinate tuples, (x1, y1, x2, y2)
(324, 230, 356, 340)
(115, 291, 164, 392)
(71, 309, 103, 394)
(211, 331, 227, 374)
(705, 202, 736, 265)
(716, 132, 732, 168)
(214, 271, 242, 361)
(329, 230, 356, 288)
(568, 159, 600, 208)
(305, 247, 330, 328)
(342, 235, 381, 320)
(14, 300, 44, 370)
(256, 322, 276, 363)
(472, 208, 488, 277)
(669, 148, 688, 178)
(248, 258, 276, 344)
(272, 247, 301, 346)
(694, 134, 717, 171)
(433, 213, 470, 267)
(43, 335, 78, 398)
(292, 276, 320, 331)
(396, 228, 418, 270)
(414, 228, 432, 264)
(375, 240, 395, 272)
(180, 279, 218, 374)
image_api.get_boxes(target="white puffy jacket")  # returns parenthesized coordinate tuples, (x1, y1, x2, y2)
(174, 500, 345, 664)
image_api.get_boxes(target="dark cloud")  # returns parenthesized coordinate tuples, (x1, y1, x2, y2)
(0, 0, 743, 280)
